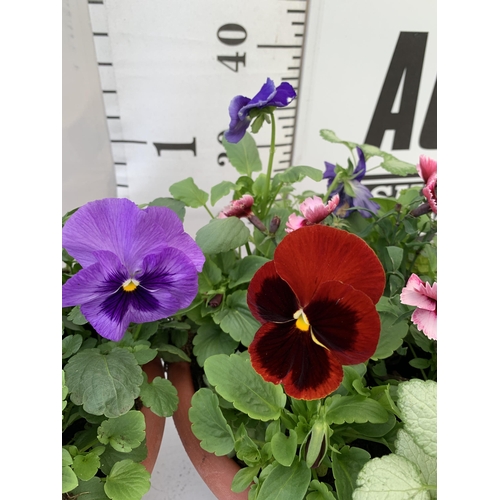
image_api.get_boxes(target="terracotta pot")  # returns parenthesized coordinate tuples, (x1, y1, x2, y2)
(168, 361, 251, 500)
(140, 357, 167, 474)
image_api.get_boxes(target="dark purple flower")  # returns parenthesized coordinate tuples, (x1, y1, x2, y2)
(62, 198, 204, 341)
(224, 78, 297, 143)
(323, 147, 380, 218)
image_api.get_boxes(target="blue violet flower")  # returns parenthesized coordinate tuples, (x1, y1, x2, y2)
(224, 78, 296, 143)
(323, 147, 380, 218)
(62, 198, 204, 341)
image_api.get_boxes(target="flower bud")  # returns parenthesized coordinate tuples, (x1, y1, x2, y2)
(304, 420, 329, 469)
(269, 215, 281, 234)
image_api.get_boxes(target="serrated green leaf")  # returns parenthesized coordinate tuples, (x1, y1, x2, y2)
(204, 354, 286, 421)
(307, 479, 336, 500)
(156, 343, 191, 363)
(62, 334, 83, 359)
(273, 165, 324, 185)
(189, 388, 235, 456)
(169, 177, 209, 208)
(73, 452, 100, 481)
(319, 129, 357, 150)
(222, 133, 262, 175)
(212, 290, 260, 346)
(271, 430, 298, 467)
(232, 465, 260, 493)
(396, 429, 437, 496)
(235, 424, 261, 465)
(198, 258, 223, 293)
(62, 465, 79, 493)
(331, 446, 371, 500)
(131, 345, 158, 365)
(104, 459, 151, 500)
(67, 305, 88, 325)
(140, 374, 178, 417)
(97, 411, 146, 453)
(211, 181, 237, 205)
(228, 255, 269, 288)
(372, 312, 409, 360)
(69, 477, 107, 500)
(192, 323, 239, 366)
(196, 217, 250, 254)
(256, 457, 311, 500)
(352, 454, 431, 500)
(65, 348, 143, 417)
(325, 395, 388, 425)
(397, 380, 437, 458)
(99, 441, 148, 476)
(148, 197, 186, 221)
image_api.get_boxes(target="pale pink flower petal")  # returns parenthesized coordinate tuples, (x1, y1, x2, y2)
(299, 195, 339, 223)
(412, 308, 437, 341)
(285, 213, 307, 233)
(400, 273, 437, 340)
(416, 155, 437, 183)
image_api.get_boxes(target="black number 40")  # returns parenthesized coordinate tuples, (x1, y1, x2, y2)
(217, 23, 247, 72)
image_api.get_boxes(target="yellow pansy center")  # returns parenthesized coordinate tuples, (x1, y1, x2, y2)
(122, 278, 140, 292)
(293, 308, 329, 350)
(293, 309, 310, 332)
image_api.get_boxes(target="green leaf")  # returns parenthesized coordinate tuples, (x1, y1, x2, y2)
(319, 129, 357, 150)
(73, 452, 100, 481)
(325, 395, 388, 425)
(211, 181, 237, 205)
(213, 290, 260, 346)
(397, 380, 437, 458)
(65, 348, 143, 417)
(229, 255, 270, 288)
(139, 375, 179, 417)
(350, 413, 397, 438)
(99, 441, 147, 476)
(62, 447, 73, 466)
(97, 411, 146, 453)
(396, 429, 437, 496)
(189, 388, 235, 456)
(232, 465, 260, 493)
(148, 197, 186, 221)
(307, 479, 336, 500)
(352, 454, 431, 500)
(384, 246, 404, 272)
(69, 477, 107, 500)
(67, 305, 88, 325)
(379, 156, 418, 176)
(271, 430, 298, 467)
(196, 217, 250, 254)
(331, 446, 371, 500)
(256, 457, 311, 500)
(273, 165, 324, 184)
(222, 132, 262, 175)
(62, 334, 83, 359)
(372, 312, 409, 360)
(130, 345, 158, 365)
(62, 465, 79, 493)
(169, 177, 209, 208)
(156, 343, 191, 363)
(104, 459, 151, 500)
(192, 323, 239, 367)
(234, 424, 261, 465)
(204, 354, 286, 421)
(198, 258, 223, 293)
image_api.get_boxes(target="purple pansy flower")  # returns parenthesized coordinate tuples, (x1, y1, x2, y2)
(224, 78, 297, 143)
(62, 198, 204, 341)
(323, 147, 380, 218)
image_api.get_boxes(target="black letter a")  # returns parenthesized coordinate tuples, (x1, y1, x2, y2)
(365, 32, 428, 150)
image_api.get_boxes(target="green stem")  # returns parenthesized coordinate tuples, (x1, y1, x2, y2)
(245, 242, 252, 256)
(203, 204, 215, 219)
(261, 113, 276, 217)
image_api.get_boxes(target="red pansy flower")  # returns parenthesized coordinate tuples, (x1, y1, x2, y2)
(247, 225, 385, 400)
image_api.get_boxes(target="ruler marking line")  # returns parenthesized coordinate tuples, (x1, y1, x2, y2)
(257, 44, 302, 49)
(111, 140, 147, 144)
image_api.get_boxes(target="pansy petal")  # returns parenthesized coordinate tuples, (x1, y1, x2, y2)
(268, 82, 296, 107)
(244, 77, 276, 109)
(249, 321, 344, 400)
(351, 182, 380, 217)
(274, 225, 385, 306)
(304, 281, 380, 365)
(143, 206, 205, 272)
(247, 261, 299, 324)
(63, 198, 168, 271)
(225, 95, 252, 143)
(412, 308, 437, 340)
(353, 147, 367, 181)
